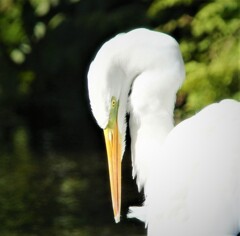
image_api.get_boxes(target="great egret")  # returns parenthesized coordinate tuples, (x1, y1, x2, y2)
(88, 28, 240, 235)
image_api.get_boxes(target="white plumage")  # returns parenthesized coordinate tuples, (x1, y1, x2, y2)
(88, 28, 240, 235)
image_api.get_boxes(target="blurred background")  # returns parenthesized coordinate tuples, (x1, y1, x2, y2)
(0, 0, 239, 235)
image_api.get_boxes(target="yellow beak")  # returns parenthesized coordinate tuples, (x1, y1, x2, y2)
(104, 122, 122, 223)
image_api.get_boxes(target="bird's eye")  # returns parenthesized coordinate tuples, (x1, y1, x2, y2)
(112, 99, 116, 108)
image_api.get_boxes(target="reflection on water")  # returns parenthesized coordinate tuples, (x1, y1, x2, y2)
(0, 127, 146, 235)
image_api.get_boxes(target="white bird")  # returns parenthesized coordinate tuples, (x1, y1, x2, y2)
(87, 28, 240, 236)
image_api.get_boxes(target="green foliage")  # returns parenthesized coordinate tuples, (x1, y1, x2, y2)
(149, 0, 240, 115)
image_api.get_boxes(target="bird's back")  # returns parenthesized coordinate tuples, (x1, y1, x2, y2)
(145, 99, 240, 236)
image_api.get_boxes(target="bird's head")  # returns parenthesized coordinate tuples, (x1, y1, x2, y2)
(87, 35, 128, 223)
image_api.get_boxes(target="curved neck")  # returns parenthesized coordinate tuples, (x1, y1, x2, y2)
(127, 71, 177, 191)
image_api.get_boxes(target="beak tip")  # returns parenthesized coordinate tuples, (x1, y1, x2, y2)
(114, 214, 120, 223)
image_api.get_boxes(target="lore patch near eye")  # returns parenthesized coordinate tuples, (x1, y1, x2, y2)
(105, 97, 119, 130)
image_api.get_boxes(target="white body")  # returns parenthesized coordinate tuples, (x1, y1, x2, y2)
(144, 99, 240, 236)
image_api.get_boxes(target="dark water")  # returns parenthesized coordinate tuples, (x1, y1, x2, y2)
(0, 128, 145, 235)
